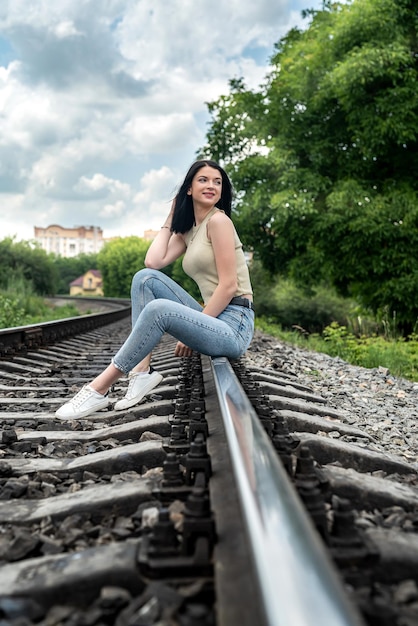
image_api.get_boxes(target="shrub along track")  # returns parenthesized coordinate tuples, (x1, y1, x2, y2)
(0, 312, 417, 626)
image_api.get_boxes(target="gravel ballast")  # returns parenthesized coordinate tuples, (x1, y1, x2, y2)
(246, 330, 418, 465)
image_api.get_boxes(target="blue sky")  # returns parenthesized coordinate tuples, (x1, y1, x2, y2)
(0, 0, 323, 241)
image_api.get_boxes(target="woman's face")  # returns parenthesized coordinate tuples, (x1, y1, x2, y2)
(187, 165, 222, 207)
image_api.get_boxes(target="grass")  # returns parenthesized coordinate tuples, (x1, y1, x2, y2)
(256, 318, 418, 383)
(0, 274, 90, 328)
(0, 292, 82, 328)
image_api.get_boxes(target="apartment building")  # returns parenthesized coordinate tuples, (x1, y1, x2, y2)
(34, 224, 104, 257)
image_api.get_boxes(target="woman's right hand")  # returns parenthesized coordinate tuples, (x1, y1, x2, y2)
(161, 198, 176, 230)
(144, 198, 185, 269)
(174, 341, 193, 357)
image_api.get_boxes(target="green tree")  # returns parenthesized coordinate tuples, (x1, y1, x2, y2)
(97, 237, 151, 297)
(98, 237, 204, 302)
(201, 0, 418, 330)
(0, 237, 58, 295)
(52, 253, 99, 294)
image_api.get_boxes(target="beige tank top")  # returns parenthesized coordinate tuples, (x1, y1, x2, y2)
(182, 207, 253, 304)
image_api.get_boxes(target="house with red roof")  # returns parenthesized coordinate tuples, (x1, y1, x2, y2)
(69, 269, 103, 296)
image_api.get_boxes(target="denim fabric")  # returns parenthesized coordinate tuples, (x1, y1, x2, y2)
(112, 268, 254, 374)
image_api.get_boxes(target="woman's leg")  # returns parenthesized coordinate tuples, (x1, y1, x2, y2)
(56, 270, 203, 418)
(130, 268, 203, 325)
(56, 269, 254, 418)
(126, 268, 202, 372)
(89, 363, 124, 394)
(83, 299, 253, 401)
(111, 299, 254, 374)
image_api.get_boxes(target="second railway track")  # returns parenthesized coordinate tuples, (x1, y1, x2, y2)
(0, 311, 417, 626)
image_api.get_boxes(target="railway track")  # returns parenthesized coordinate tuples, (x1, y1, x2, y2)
(0, 306, 417, 626)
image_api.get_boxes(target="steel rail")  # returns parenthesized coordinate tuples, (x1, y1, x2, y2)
(0, 298, 131, 357)
(211, 356, 366, 626)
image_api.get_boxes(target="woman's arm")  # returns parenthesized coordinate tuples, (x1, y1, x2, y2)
(173, 212, 238, 357)
(145, 202, 186, 269)
(174, 212, 237, 358)
(202, 211, 238, 317)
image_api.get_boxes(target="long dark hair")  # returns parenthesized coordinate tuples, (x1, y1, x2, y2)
(171, 160, 233, 234)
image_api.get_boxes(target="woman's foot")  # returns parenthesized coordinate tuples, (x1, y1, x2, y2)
(56, 385, 110, 419)
(114, 368, 163, 411)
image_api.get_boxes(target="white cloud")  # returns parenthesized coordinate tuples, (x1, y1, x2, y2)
(53, 20, 83, 39)
(115, 0, 290, 80)
(134, 166, 178, 207)
(123, 113, 199, 154)
(76, 174, 132, 201)
(128, 166, 179, 235)
(0, 0, 323, 242)
(101, 200, 126, 218)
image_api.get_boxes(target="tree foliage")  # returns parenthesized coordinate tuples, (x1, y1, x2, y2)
(0, 237, 57, 295)
(52, 253, 99, 294)
(97, 237, 151, 297)
(200, 0, 418, 330)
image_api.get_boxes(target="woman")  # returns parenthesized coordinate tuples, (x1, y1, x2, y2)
(56, 159, 254, 419)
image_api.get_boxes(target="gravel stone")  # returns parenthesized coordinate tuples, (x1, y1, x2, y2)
(246, 330, 418, 465)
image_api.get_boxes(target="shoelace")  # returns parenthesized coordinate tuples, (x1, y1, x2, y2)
(70, 386, 93, 407)
(125, 373, 145, 400)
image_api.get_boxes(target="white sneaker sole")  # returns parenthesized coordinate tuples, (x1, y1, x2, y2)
(114, 372, 163, 411)
(55, 397, 110, 420)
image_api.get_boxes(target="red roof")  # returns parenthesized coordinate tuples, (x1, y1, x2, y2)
(70, 269, 102, 286)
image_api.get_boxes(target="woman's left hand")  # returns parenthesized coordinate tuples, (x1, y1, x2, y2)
(174, 341, 193, 357)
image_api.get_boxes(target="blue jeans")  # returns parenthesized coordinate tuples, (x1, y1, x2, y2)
(112, 269, 254, 374)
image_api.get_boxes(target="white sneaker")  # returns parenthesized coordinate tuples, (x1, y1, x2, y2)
(56, 385, 110, 419)
(114, 369, 163, 411)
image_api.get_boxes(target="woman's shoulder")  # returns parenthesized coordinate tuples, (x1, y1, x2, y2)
(209, 208, 231, 225)
(207, 208, 236, 242)
(207, 209, 234, 233)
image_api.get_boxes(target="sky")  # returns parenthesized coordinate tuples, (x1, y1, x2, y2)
(0, 0, 322, 241)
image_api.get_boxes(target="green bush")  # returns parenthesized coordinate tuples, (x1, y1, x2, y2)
(0, 280, 81, 328)
(320, 322, 418, 380)
(251, 268, 353, 333)
(0, 237, 57, 295)
(0, 294, 26, 328)
(255, 318, 418, 382)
